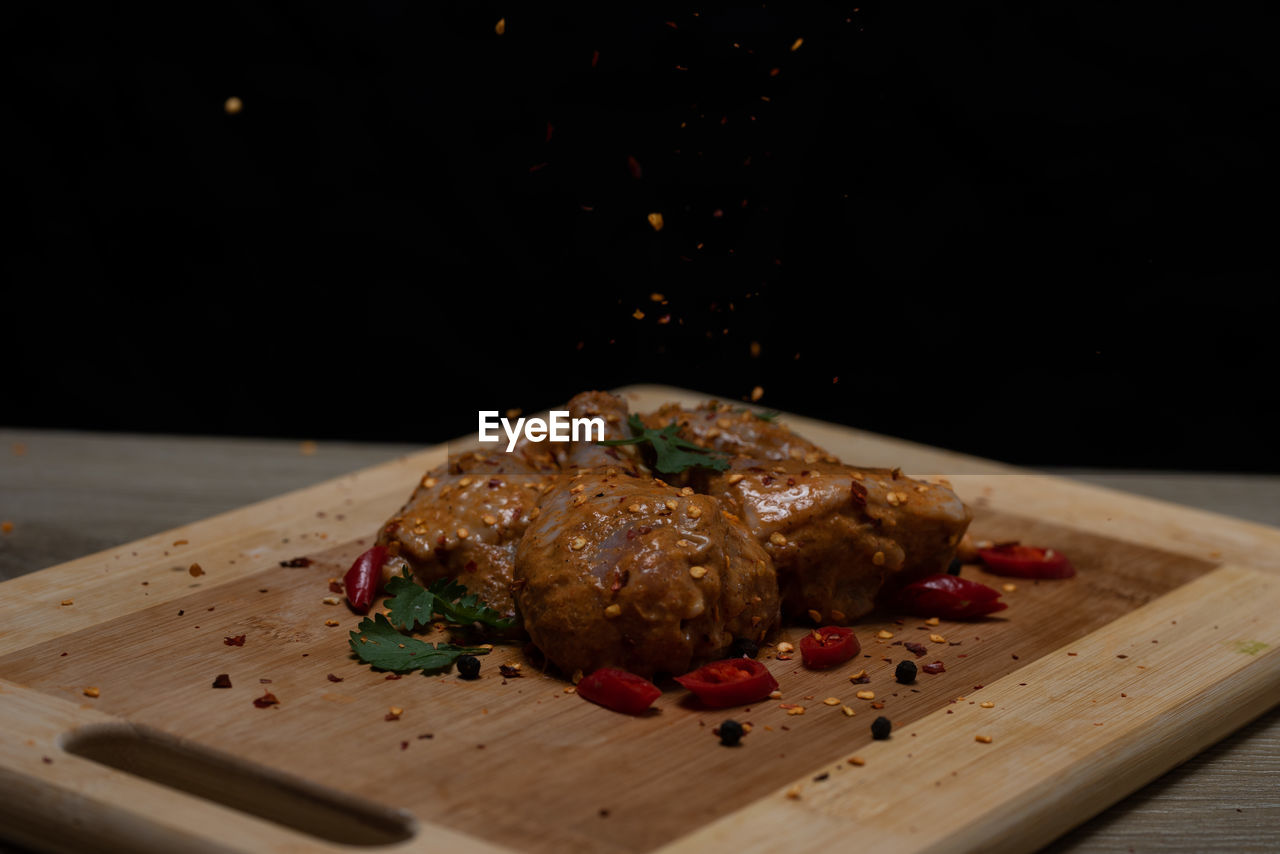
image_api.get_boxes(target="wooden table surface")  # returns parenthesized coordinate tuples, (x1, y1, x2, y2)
(1, 428, 1277, 853)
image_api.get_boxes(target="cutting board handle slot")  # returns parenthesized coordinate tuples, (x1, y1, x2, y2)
(60, 722, 416, 847)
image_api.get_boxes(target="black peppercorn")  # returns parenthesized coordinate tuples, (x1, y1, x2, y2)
(718, 719, 745, 746)
(895, 659, 917, 684)
(729, 637, 759, 659)
(947, 558, 962, 575)
(871, 716, 892, 740)
(456, 655, 481, 680)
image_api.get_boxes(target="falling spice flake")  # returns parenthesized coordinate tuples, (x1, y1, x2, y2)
(188, 563, 205, 578)
(628, 156, 644, 179)
(224, 96, 243, 115)
(632, 309, 646, 320)
(299, 440, 318, 456)
(790, 37, 804, 51)
(647, 212, 664, 232)
(750, 386, 764, 402)
(591, 50, 600, 68)
(495, 18, 505, 35)
(1, 521, 14, 535)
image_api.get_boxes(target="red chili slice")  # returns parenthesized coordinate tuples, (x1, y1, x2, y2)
(800, 626, 861, 669)
(675, 658, 779, 708)
(343, 545, 388, 613)
(978, 544, 1075, 578)
(895, 574, 1008, 619)
(576, 667, 661, 715)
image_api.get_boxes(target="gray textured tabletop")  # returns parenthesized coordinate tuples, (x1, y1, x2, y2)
(1, 428, 1277, 853)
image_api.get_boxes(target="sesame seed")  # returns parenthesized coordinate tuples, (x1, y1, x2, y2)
(769, 532, 788, 546)
(727, 473, 745, 484)
(421, 477, 437, 488)
(689, 566, 708, 579)
(785, 785, 802, 800)
(571, 484, 585, 494)
(750, 386, 764, 401)
(324, 619, 340, 627)
(823, 697, 841, 706)
(604, 604, 622, 618)
(872, 551, 885, 566)
(569, 536, 587, 551)
(1003, 583, 1017, 592)
(459, 477, 473, 487)
(776, 642, 795, 654)
(856, 690, 875, 700)
(975, 735, 993, 744)
(628, 503, 642, 512)
(847, 756, 865, 766)
(687, 505, 703, 519)
(456, 527, 469, 539)
(322, 596, 340, 605)
(666, 499, 679, 511)
(482, 514, 498, 526)
(876, 630, 894, 639)
(681, 487, 695, 496)
(388, 706, 403, 718)
(980, 702, 995, 708)
(572, 494, 587, 506)
(60, 599, 74, 607)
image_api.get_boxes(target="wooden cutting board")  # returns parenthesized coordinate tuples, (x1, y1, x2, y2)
(1, 385, 1278, 854)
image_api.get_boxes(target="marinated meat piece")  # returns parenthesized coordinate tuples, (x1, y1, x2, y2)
(560, 390, 647, 474)
(514, 468, 779, 678)
(378, 451, 558, 623)
(705, 460, 971, 624)
(642, 400, 839, 466)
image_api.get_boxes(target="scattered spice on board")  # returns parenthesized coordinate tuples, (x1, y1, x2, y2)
(188, 563, 205, 577)
(253, 691, 279, 708)
(224, 635, 246, 647)
(212, 674, 232, 689)
(326, 673, 344, 683)
(903, 641, 928, 657)
(279, 557, 313, 568)
(923, 661, 946, 674)
(83, 686, 100, 698)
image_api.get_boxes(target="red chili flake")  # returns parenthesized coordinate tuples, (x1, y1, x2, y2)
(259, 678, 272, 684)
(786, 478, 796, 487)
(922, 661, 946, 674)
(499, 664, 522, 679)
(529, 162, 548, 173)
(212, 674, 232, 689)
(1117, 654, 1129, 659)
(464, 560, 478, 574)
(326, 673, 344, 683)
(400, 741, 409, 750)
(761, 475, 775, 486)
(417, 733, 434, 740)
(903, 642, 928, 657)
(488, 478, 502, 489)
(850, 674, 871, 684)
(224, 635, 246, 647)
(851, 480, 868, 508)
(328, 580, 343, 594)
(627, 155, 643, 179)
(279, 557, 313, 568)
(253, 691, 279, 708)
(385, 674, 402, 681)
(545, 122, 554, 143)
(591, 49, 599, 68)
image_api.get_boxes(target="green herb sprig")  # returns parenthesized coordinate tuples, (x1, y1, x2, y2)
(348, 573, 513, 674)
(598, 414, 731, 475)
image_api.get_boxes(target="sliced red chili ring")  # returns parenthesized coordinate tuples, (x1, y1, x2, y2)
(978, 544, 1075, 578)
(576, 667, 662, 715)
(343, 545, 388, 613)
(675, 658, 779, 708)
(895, 574, 1008, 619)
(800, 626, 861, 669)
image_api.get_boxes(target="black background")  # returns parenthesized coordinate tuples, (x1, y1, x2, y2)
(6, 3, 1277, 471)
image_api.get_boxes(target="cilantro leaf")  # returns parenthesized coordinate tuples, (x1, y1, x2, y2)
(599, 414, 731, 475)
(732, 406, 780, 421)
(384, 571, 515, 632)
(428, 578, 517, 629)
(348, 613, 490, 674)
